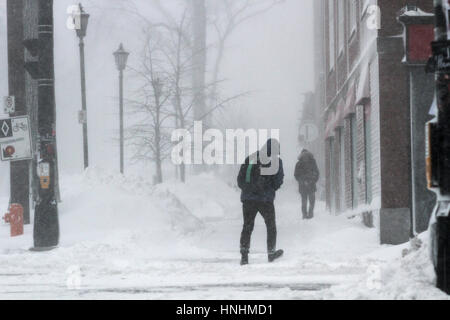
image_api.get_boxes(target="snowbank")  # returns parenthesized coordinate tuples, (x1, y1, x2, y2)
(61, 167, 204, 239)
(1, 167, 240, 258)
(155, 172, 241, 220)
(324, 231, 450, 300)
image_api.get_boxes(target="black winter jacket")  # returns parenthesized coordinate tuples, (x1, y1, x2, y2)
(237, 153, 284, 203)
(294, 150, 319, 194)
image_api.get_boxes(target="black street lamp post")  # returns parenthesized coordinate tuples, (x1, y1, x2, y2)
(114, 43, 129, 174)
(75, 3, 90, 170)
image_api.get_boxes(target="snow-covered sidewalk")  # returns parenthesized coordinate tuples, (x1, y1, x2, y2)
(0, 169, 448, 299)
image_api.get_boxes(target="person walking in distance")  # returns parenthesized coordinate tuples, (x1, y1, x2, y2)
(237, 139, 284, 266)
(294, 149, 320, 220)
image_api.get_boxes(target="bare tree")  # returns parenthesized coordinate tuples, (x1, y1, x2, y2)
(92, 0, 284, 128)
(126, 30, 173, 184)
(207, 0, 285, 110)
(115, 1, 260, 182)
(122, 0, 283, 125)
(190, 0, 207, 126)
(164, 11, 197, 182)
(150, 8, 249, 182)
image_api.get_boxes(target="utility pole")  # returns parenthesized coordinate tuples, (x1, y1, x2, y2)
(427, 0, 450, 295)
(31, 0, 59, 250)
(6, 0, 31, 224)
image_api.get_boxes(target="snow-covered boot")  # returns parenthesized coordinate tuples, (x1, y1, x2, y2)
(268, 249, 284, 263)
(240, 253, 249, 266)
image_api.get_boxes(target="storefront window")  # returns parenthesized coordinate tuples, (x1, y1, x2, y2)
(365, 106, 372, 204)
(338, 0, 345, 54)
(328, 0, 335, 70)
(340, 127, 346, 212)
(330, 137, 336, 214)
(349, 0, 357, 36)
(351, 114, 358, 209)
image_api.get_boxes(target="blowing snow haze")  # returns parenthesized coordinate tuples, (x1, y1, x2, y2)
(0, 0, 313, 184)
(0, 0, 448, 301)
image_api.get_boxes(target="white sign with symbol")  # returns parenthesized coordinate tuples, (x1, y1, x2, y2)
(78, 110, 87, 124)
(0, 116, 32, 162)
(299, 122, 319, 143)
(3, 96, 15, 114)
(38, 162, 50, 177)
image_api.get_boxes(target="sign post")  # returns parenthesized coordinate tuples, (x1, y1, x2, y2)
(7, 0, 31, 225)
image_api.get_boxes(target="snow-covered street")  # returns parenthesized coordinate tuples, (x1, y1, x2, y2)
(0, 170, 446, 300)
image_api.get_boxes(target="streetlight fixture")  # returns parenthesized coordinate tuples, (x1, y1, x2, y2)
(113, 43, 129, 174)
(75, 3, 89, 39)
(75, 3, 90, 170)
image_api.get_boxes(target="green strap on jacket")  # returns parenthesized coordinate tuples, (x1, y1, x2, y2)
(246, 163, 254, 183)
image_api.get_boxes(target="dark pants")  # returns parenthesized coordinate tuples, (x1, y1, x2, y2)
(240, 201, 277, 254)
(301, 191, 315, 219)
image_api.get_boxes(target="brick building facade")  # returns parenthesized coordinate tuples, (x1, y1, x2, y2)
(308, 0, 435, 245)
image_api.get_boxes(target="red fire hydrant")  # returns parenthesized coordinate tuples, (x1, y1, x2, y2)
(2, 204, 24, 237)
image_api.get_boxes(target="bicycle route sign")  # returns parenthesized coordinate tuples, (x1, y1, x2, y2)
(0, 116, 32, 161)
(3, 96, 15, 114)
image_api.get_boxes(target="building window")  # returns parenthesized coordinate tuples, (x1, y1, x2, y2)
(340, 127, 346, 212)
(365, 106, 372, 204)
(329, 137, 336, 214)
(328, 0, 335, 70)
(326, 138, 332, 211)
(361, 0, 370, 17)
(338, 0, 345, 55)
(350, 114, 358, 209)
(349, 0, 357, 36)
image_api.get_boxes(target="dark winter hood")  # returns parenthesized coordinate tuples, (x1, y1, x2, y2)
(298, 149, 314, 161)
(262, 139, 280, 157)
(245, 139, 281, 165)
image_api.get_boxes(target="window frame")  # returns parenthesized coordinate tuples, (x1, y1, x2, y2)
(361, 0, 371, 20)
(337, 0, 345, 56)
(328, 0, 336, 71)
(348, 0, 358, 40)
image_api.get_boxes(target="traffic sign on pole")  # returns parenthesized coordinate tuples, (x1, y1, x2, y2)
(3, 96, 15, 114)
(299, 122, 319, 143)
(78, 110, 87, 124)
(0, 116, 32, 161)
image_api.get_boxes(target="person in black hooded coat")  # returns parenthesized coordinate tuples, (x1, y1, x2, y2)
(294, 149, 319, 219)
(237, 139, 284, 265)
